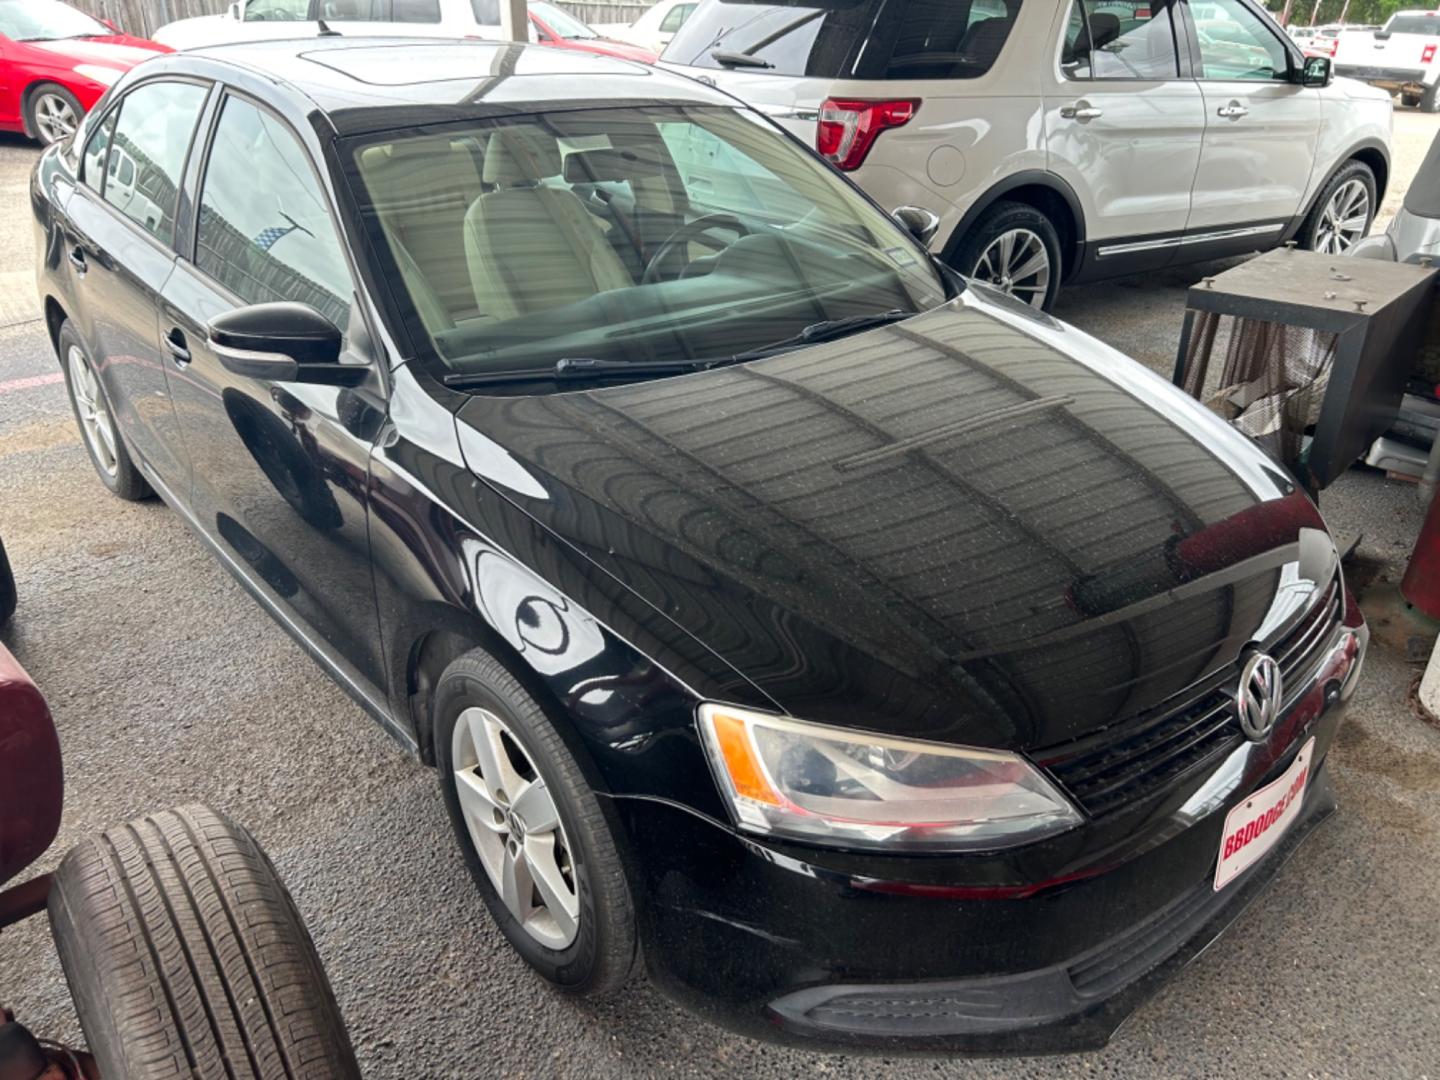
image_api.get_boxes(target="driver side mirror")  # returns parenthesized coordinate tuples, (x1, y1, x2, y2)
(892, 205, 940, 245)
(209, 302, 366, 386)
(228, 1, 241, 17)
(1297, 55, 1332, 87)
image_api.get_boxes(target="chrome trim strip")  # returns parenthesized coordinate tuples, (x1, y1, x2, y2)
(1097, 223, 1286, 258)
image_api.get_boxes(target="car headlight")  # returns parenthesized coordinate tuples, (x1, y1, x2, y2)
(74, 64, 123, 87)
(698, 704, 1082, 853)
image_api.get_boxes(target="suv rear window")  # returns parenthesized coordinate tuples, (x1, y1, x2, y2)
(1387, 14, 1440, 35)
(664, 0, 1022, 79)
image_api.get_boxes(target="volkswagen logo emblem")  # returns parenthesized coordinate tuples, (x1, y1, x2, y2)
(1236, 652, 1283, 742)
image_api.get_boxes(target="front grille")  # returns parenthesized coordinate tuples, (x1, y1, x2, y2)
(1038, 575, 1342, 818)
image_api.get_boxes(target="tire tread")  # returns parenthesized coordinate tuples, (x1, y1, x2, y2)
(49, 804, 359, 1080)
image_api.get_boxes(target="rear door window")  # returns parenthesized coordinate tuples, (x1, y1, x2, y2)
(1062, 0, 1181, 79)
(100, 80, 209, 243)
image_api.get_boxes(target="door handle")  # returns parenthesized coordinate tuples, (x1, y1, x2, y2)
(164, 328, 191, 366)
(1217, 101, 1249, 119)
(1060, 101, 1104, 120)
(68, 247, 87, 274)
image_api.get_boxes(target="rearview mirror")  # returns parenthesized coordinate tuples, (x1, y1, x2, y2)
(892, 205, 940, 245)
(1297, 55, 1332, 87)
(208, 302, 365, 386)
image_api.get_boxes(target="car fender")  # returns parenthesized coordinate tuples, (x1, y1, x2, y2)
(940, 170, 1087, 279)
(1289, 133, 1392, 240)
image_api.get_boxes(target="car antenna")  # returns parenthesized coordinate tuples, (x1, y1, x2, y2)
(317, 18, 341, 35)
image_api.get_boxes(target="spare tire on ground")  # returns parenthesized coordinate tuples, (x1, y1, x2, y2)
(48, 804, 360, 1080)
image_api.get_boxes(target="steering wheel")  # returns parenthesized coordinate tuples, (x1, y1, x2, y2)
(641, 213, 751, 285)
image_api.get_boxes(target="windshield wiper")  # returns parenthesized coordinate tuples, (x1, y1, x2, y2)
(441, 310, 914, 389)
(728, 309, 913, 361)
(710, 49, 773, 68)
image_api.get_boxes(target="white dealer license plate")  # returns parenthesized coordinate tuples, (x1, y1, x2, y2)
(1214, 738, 1313, 892)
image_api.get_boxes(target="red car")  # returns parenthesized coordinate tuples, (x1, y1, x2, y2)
(527, 0, 657, 63)
(0, 0, 167, 145)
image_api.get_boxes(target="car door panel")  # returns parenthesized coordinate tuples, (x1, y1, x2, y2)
(63, 80, 211, 494)
(1042, 0, 1206, 262)
(162, 92, 387, 700)
(1185, 0, 1320, 231)
(63, 189, 189, 490)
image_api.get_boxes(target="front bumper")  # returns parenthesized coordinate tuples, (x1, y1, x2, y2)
(609, 620, 1366, 1054)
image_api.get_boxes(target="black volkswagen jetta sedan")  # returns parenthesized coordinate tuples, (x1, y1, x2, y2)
(32, 38, 1368, 1053)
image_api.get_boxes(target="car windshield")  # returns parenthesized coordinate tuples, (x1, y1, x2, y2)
(344, 103, 948, 388)
(0, 0, 111, 40)
(532, 0, 598, 38)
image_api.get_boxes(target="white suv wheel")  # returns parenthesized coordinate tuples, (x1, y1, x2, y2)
(973, 227, 1053, 310)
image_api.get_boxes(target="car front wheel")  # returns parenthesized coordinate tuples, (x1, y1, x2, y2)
(27, 84, 83, 146)
(434, 648, 637, 994)
(952, 200, 1063, 311)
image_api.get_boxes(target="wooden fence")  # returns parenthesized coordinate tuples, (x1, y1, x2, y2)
(69, 0, 653, 37)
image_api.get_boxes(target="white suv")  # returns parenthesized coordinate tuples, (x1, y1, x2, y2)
(661, 0, 1393, 309)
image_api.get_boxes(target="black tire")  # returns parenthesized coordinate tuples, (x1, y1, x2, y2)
(48, 804, 361, 1080)
(1402, 90, 1422, 108)
(434, 648, 636, 995)
(1422, 83, 1440, 113)
(25, 83, 83, 146)
(57, 321, 152, 501)
(1295, 159, 1378, 253)
(0, 535, 14, 627)
(949, 199, 1064, 311)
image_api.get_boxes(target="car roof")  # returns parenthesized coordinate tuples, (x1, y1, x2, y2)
(179, 37, 736, 135)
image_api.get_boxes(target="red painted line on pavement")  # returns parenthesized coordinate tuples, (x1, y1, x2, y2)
(0, 372, 64, 395)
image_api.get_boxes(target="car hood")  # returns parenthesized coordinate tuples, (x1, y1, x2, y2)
(1332, 74, 1394, 103)
(455, 291, 1338, 751)
(24, 35, 168, 66)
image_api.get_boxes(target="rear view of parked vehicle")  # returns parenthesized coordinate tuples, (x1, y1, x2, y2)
(661, 0, 1392, 309)
(1331, 10, 1440, 111)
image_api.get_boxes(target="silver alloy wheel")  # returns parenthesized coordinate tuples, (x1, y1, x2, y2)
(1314, 178, 1371, 254)
(68, 345, 118, 477)
(451, 706, 580, 950)
(973, 228, 1051, 309)
(33, 92, 78, 145)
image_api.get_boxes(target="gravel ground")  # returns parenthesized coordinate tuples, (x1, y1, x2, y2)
(2, 107, 1439, 1080)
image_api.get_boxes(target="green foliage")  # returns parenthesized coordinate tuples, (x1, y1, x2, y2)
(1268, 0, 1411, 27)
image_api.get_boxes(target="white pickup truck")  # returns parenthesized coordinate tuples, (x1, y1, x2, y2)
(1330, 10, 1440, 111)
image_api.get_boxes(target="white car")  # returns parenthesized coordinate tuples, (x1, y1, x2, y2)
(1330, 10, 1440, 111)
(151, 0, 660, 64)
(593, 0, 697, 52)
(662, 0, 1393, 310)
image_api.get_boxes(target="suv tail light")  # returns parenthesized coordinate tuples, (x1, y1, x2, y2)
(816, 98, 919, 171)
(1424, 43, 1436, 63)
